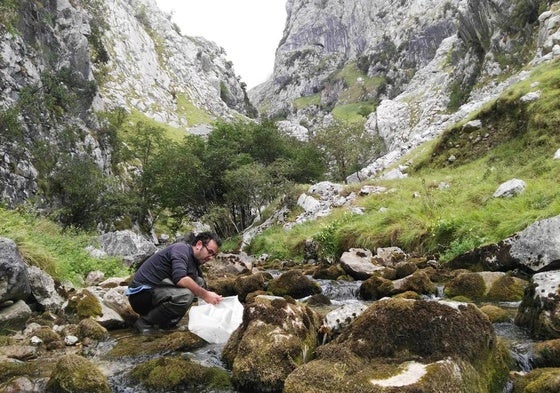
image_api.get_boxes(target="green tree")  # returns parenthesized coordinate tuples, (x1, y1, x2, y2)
(312, 120, 382, 182)
(48, 154, 105, 229)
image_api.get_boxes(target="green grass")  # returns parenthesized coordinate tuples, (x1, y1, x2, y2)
(0, 207, 130, 285)
(248, 58, 560, 263)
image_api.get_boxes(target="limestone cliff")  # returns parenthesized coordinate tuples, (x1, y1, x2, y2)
(0, 0, 254, 206)
(250, 0, 550, 179)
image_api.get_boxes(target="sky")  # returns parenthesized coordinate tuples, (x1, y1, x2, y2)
(155, 0, 287, 89)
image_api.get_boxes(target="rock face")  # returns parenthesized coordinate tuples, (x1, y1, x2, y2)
(250, 0, 554, 183)
(0, 0, 254, 206)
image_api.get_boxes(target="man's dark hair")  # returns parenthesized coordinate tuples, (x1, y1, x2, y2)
(192, 231, 222, 247)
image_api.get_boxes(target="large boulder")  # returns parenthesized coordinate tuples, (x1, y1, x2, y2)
(340, 248, 384, 280)
(448, 214, 560, 273)
(0, 237, 31, 304)
(96, 230, 157, 267)
(515, 270, 560, 339)
(26, 265, 65, 312)
(222, 296, 322, 393)
(284, 298, 511, 393)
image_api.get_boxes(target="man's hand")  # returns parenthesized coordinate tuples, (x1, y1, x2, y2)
(203, 291, 222, 305)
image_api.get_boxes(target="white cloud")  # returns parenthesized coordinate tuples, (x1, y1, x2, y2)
(155, 0, 286, 89)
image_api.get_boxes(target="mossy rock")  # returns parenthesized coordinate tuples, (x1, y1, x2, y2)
(395, 261, 418, 278)
(77, 317, 108, 341)
(479, 304, 511, 323)
(312, 263, 346, 280)
(510, 367, 560, 393)
(335, 298, 497, 362)
(532, 339, 560, 368)
(222, 295, 322, 392)
(267, 270, 322, 299)
(0, 361, 37, 388)
(359, 275, 394, 300)
(108, 331, 205, 358)
(130, 355, 231, 391)
(31, 326, 63, 347)
(208, 276, 237, 297)
(284, 342, 511, 393)
(65, 289, 102, 320)
(396, 270, 436, 295)
(233, 273, 266, 302)
(486, 274, 527, 302)
(45, 353, 111, 393)
(444, 272, 486, 300)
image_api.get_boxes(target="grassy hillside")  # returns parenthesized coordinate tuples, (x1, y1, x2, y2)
(247, 58, 560, 263)
(0, 207, 129, 284)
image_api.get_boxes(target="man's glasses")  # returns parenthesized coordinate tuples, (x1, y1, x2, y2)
(203, 244, 217, 257)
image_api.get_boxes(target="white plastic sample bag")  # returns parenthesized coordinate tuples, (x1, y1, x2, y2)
(188, 296, 244, 344)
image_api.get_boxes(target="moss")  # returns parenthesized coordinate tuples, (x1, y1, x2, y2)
(267, 270, 322, 299)
(486, 274, 526, 301)
(359, 275, 395, 300)
(0, 361, 37, 383)
(444, 272, 486, 301)
(32, 326, 65, 350)
(45, 354, 111, 393)
(401, 271, 436, 295)
(533, 339, 560, 368)
(479, 304, 511, 323)
(77, 317, 108, 341)
(223, 296, 321, 392)
(108, 331, 205, 357)
(511, 367, 560, 393)
(335, 298, 496, 363)
(131, 356, 230, 390)
(66, 289, 102, 320)
(233, 273, 266, 302)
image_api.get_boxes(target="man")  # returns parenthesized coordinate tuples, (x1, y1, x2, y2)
(126, 231, 223, 334)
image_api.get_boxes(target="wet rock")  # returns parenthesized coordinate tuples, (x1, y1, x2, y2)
(532, 338, 560, 367)
(510, 367, 560, 392)
(445, 271, 527, 302)
(129, 355, 232, 391)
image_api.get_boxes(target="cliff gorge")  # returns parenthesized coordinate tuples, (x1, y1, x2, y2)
(250, 0, 550, 177)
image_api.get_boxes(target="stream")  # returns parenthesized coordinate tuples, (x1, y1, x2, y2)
(100, 277, 534, 393)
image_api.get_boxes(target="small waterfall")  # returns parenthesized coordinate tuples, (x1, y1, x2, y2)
(493, 322, 535, 372)
(314, 278, 362, 302)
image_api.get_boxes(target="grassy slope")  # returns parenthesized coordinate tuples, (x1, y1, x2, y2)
(248, 59, 560, 263)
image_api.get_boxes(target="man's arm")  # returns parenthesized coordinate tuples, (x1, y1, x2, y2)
(176, 276, 222, 305)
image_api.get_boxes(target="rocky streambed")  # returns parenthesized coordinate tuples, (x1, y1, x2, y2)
(1, 235, 560, 392)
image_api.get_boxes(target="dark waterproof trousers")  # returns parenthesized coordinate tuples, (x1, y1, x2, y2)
(128, 277, 204, 328)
